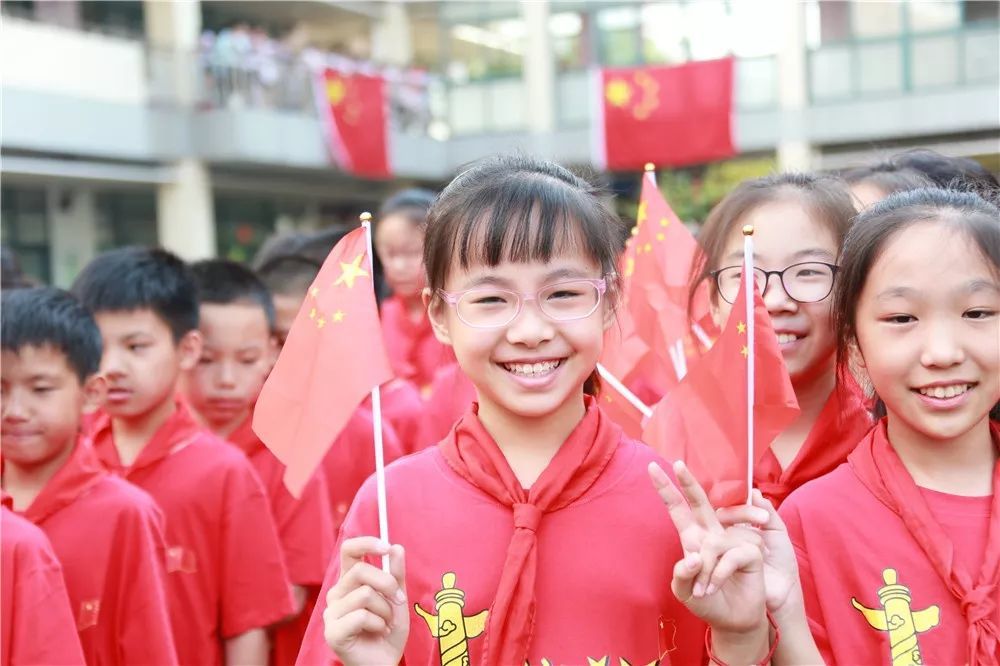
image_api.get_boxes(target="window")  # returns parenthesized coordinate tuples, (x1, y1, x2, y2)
(850, 1, 903, 38)
(215, 196, 278, 264)
(596, 6, 642, 66)
(95, 191, 158, 252)
(550, 11, 586, 71)
(1, 186, 50, 284)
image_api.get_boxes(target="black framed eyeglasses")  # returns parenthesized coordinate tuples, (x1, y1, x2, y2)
(710, 262, 839, 305)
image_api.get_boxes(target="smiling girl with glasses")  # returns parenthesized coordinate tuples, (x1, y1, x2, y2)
(683, 173, 875, 509)
(298, 155, 778, 666)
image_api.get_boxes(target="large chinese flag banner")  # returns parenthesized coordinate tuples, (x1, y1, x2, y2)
(319, 68, 390, 178)
(600, 57, 735, 170)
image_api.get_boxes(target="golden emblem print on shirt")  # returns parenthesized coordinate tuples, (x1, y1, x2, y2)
(415, 572, 488, 666)
(851, 568, 940, 665)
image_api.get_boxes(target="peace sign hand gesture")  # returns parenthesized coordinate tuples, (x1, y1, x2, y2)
(649, 460, 772, 663)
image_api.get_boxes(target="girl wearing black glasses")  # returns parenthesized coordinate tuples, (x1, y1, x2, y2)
(687, 173, 875, 509)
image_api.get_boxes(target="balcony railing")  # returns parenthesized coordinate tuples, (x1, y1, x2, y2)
(808, 23, 1000, 103)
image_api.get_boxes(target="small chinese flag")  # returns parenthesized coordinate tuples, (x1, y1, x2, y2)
(254, 227, 394, 496)
(641, 268, 799, 507)
(598, 304, 650, 440)
(600, 58, 735, 170)
(620, 170, 713, 394)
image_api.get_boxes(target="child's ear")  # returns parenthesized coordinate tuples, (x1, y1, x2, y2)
(81, 374, 107, 414)
(177, 330, 203, 371)
(423, 288, 453, 346)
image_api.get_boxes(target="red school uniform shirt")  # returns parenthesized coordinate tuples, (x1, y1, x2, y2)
(296, 402, 707, 666)
(372, 378, 430, 454)
(754, 380, 874, 508)
(780, 421, 1000, 666)
(226, 414, 336, 666)
(1, 503, 85, 666)
(380, 295, 453, 393)
(322, 406, 406, 531)
(12, 438, 177, 665)
(91, 402, 295, 666)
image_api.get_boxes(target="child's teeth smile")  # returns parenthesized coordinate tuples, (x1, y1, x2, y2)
(501, 359, 562, 377)
(916, 383, 972, 399)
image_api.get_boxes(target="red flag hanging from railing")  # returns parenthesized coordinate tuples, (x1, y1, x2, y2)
(599, 57, 736, 171)
(317, 68, 390, 179)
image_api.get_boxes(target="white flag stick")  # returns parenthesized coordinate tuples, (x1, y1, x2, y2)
(691, 322, 713, 350)
(361, 214, 391, 572)
(596, 363, 653, 420)
(743, 225, 756, 506)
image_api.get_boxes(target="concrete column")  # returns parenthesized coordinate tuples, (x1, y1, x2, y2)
(522, 0, 556, 152)
(143, 0, 200, 105)
(371, 2, 412, 66)
(775, 0, 815, 171)
(48, 186, 98, 288)
(157, 160, 216, 261)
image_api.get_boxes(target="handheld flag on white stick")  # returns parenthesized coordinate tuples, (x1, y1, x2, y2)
(742, 225, 756, 505)
(596, 363, 652, 419)
(361, 214, 391, 572)
(253, 214, 394, 569)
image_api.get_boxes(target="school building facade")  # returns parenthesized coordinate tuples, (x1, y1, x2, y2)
(2, 0, 998, 286)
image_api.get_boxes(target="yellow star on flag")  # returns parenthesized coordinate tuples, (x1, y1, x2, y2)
(309, 286, 319, 298)
(309, 307, 317, 320)
(656, 233, 665, 242)
(659, 217, 670, 227)
(737, 321, 747, 334)
(334, 254, 369, 289)
(643, 242, 653, 253)
(327, 78, 346, 106)
(636, 200, 648, 225)
(624, 256, 635, 277)
(317, 317, 326, 329)
(605, 78, 632, 107)
(740, 345, 749, 358)
(332, 310, 345, 323)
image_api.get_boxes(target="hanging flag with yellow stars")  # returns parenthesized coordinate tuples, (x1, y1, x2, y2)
(317, 68, 390, 178)
(641, 264, 799, 508)
(598, 58, 736, 171)
(254, 226, 394, 496)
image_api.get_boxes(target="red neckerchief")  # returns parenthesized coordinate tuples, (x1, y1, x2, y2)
(756, 379, 874, 507)
(21, 437, 106, 524)
(437, 395, 621, 665)
(91, 400, 201, 476)
(225, 413, 265, 457)
(848, 419, 1000, 665)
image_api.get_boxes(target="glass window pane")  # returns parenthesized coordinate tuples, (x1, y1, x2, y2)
(641, 3, 687, 65)
(851, 1, 903, 37)
(550, 11, 585, 70)
(736, 57, 778, 108)
(907, 0, 960, 32)
(556, 70, 591, 126)
(685, 0, 730, 60)
(910, 34, 960, 88)
(964, 29, 1000, 82)
(857, 42, 903, 93)
(597, 6, 641, 66)
(809, 46, 853, 100)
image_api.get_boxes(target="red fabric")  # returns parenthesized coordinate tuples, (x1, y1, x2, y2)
(643, 269, 800, 506)
(295, 404, 705, 665)
(381, 295, 454, 394)
(226, 415, 336, 666)
(780, 423, 999, 665)
(370, 378, 430, 454)
(847, 420, 1000, 665)
(601, 58, 735, 170)
(617, 171, 714, 400)
(321, 406, 405, 531)
(91, 404, 295, 666)
(319, 68, 389, 178)
(255, 226, 395, 496)
(1, 505, 85, 666)
(422, 363, 477, 445)
(754, 377, 874, 508)
(598, 298, 651, 440)
(13, 439, 177, 664)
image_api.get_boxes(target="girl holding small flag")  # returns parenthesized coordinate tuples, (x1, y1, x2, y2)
(685, 173, 874, 507)
(296, 155, 778, 665)
(723, 188, 1000, 665)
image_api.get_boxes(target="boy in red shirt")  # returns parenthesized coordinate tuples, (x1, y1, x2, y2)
(1, 287, 176, 664)
(72, 248, 295, 666)
(181, 259, 335, 664)
(1, 501, 84, 666)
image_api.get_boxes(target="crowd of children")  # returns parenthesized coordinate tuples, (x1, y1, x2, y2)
(1, 148, 997, 666)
